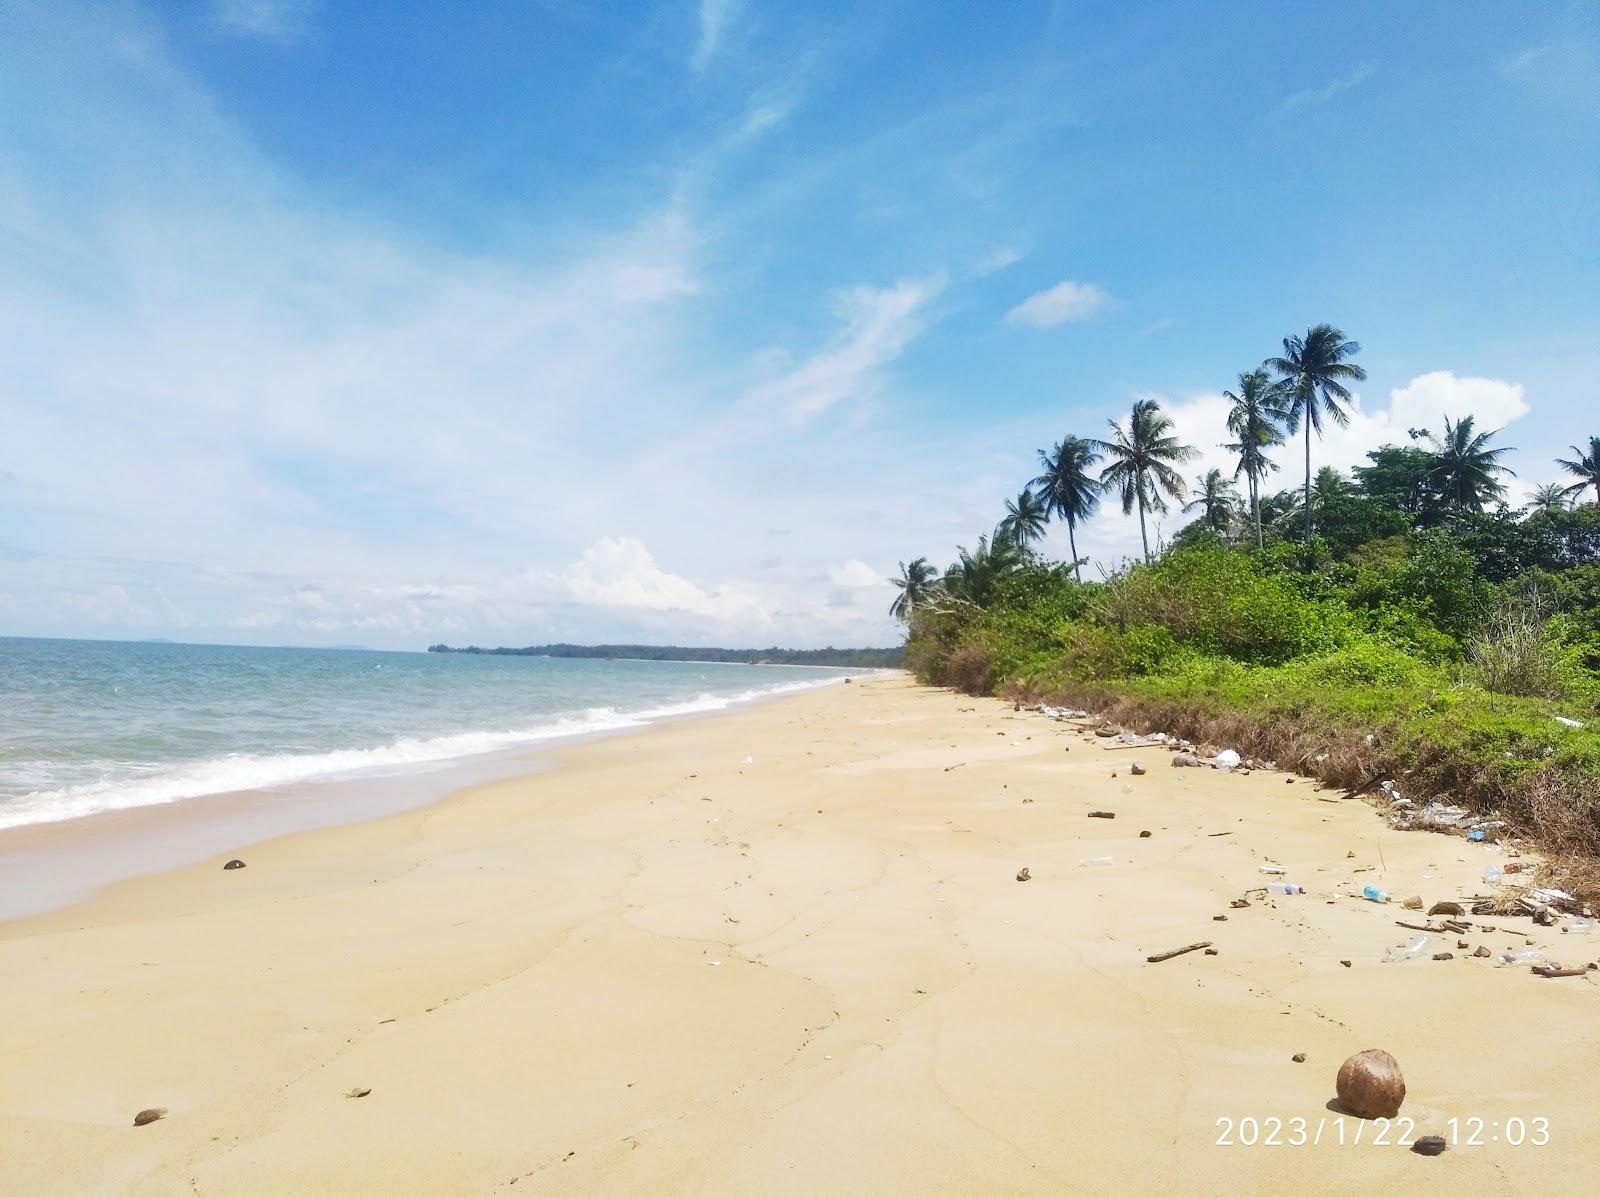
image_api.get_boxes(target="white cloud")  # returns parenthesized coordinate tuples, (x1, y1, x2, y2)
(692, 0, 739, 72)
(972, 245, 1026, 276)
(214, 0, 314, 41)
(828, 559, 883, 588)
(749, 276, 943, 422)
(1004, 279, 1109, 328)
(1275, 62, 1376, 114)
(557, 538, 767, 624)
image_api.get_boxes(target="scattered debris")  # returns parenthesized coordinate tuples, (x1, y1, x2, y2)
(1204, 947, 1219, 955)
(1230, 898, 1251, 909)
(1554, 716, 1586, 729)
(942, 763, 966, 772)
(1412, 1135, 1448, 1156)
(1336, 1049, 1405, 1119)
(133, 1108, 167, 1127)
(1432, 952, 1454, 961)
(1015, 867, 1031, 882)
(1402, 896, 1424, 911)
(223, 859, 246, 871)
(1087, 810, 1116, 820)
(1213, 915, 1228, 922)
(345, 1087, 372, 1099)
(1146, 941, 1212, 963)
(1212, 749, 1242, 771)
(1292, 1053, 1307, 1063)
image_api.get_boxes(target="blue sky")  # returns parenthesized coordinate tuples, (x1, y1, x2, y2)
(1, 0, 1597, 648)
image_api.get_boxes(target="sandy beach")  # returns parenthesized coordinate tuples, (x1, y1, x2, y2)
(4, 673, 1597, 1195)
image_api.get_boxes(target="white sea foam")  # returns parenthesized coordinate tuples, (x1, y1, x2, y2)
(0, 676, 841, 831)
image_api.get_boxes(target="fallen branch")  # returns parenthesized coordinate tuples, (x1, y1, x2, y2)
(1532, 964, 1589, 979)
(942, 763, 966, 772)
(1147, 941, 1213, 963)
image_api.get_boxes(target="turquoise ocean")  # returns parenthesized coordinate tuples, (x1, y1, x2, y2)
(0, 637, 856, 832)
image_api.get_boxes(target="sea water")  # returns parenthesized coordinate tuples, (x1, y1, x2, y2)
(0, 637, 856, 831)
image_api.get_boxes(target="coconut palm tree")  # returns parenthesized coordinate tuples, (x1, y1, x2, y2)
(998, 487, 1049, 548)
(1223, 367, 1287, 549)
(1527, 482, 1570, 516)
(943, 529, 1025, 607)
(1267, 324, 1367, 550)
(889, 557, 938, 622)
(1031, 436, 1102, 582)
(1182, 469, 1240, 534)
(1092, 398, 1195, 564)
(1556, 435, 1600, 505)
(1423, 415, 1516, 511)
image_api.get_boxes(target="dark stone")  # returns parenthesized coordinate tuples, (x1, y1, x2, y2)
(133, 1108, 166, 1126)
(1292, 1053, 1306, 1063)
(1139, 830, 1153, 838)
(1412, 1135, 1448, 1156)
(223, 859, 246, 870)
(1428, 901, 1464, 917)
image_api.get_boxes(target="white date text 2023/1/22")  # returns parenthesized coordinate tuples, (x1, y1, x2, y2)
(1215, 1116, 1551, 1147)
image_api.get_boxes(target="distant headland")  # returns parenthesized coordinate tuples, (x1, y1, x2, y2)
(425, 642, 903, 668)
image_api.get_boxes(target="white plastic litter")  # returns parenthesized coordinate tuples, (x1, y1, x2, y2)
(1213, 749, 1242, 770)
(1554, 716, 1586, 729)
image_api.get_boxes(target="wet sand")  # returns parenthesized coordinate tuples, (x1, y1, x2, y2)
(2, 674, 1596, 1194)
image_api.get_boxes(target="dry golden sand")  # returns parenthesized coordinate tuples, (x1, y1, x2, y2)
(3, 674, 1598, 1195)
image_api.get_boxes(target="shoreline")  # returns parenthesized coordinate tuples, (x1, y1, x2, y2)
(0, 672, 860, 921)
(4, 675, 1596, 1193)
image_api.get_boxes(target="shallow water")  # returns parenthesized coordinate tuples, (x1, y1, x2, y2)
(0, 637, 854, 830)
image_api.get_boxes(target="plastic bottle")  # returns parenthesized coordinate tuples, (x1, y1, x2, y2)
(1383, 935, 1428, 962)
(1483, 865, 1504, 884)
(1467, 828, 1486, 842)
(1495, 948, 1542, 967)
(1267, 882, 1305, 896)
(1258, 864, 1287, 875)
(1077, 855, 1113, 867)
(1361, 885, 1390, 903)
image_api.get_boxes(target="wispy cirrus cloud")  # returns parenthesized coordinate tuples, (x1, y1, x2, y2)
(1003, 279, 1109, 328)
(749, 275, 944, 423)
(214, 0, 315, 42)
(1274, 62, 1375, 115)
(692, 0, 739, 72)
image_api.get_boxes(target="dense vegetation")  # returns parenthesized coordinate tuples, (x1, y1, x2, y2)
(895, 324, 1600, 886)
(427, 643, 902, 668)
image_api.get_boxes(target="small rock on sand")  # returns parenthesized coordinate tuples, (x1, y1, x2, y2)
(1171, 753, 1201, 768)
(133, 1108, 166, 1126)
(1292, 1053, 1306, 1063)
(1403, 896, 1424, 910)
(1473, 946, 1491, 958)
(345, 1087, 372, 1099)
(1015, 867, 1031, 882)
(1432, 952, 1454, 961)
(223, 859, 246, 871)
(1139, 829, 1152, 838)
(1130, 762, 1146, 776)
(1412, 1135, 1448, 1156)
(1340, 960, 1352, 967)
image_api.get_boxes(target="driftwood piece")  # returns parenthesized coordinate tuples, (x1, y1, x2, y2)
(1532, 964, 1588, 978)
(1087, 811, 1116, 819)
(1146, 940, 1213, 963)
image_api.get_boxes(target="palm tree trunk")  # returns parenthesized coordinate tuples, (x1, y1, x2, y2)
(1251, 469, 1263, 550)
(1137, 489, 1150, 564)
(1068, 520, 1081, 584)
(1303, 416, 1312, 562)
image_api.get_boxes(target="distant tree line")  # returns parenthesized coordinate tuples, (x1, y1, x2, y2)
(426, 642, 903, 668)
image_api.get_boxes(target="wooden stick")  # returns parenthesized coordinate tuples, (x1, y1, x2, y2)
(1087, 811, 1116, 819)
(942, 763, 966, 772)
(1532, 964, 1589, 978)
(1207, 831, 1233, 837)
(1394, 920, 1441, 932)
(1147, 941, 1213, 963)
